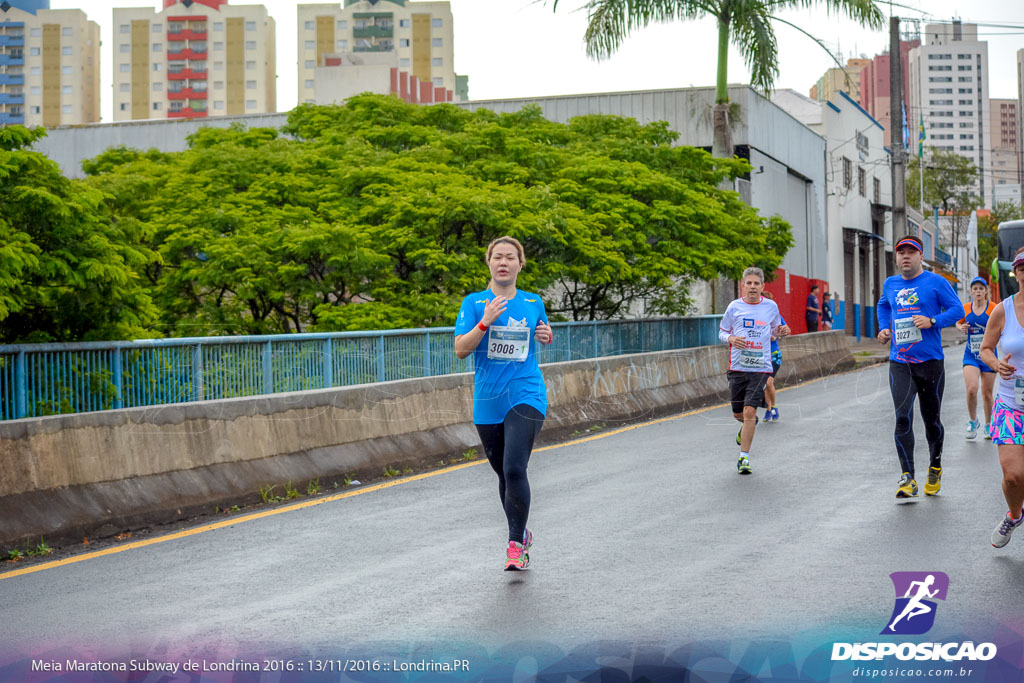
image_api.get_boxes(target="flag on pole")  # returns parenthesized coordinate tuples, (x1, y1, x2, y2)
(918, 113, 925, 156)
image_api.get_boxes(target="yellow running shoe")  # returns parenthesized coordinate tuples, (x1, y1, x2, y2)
(896, 473, 918, 499)
(924, 466, 942, 496)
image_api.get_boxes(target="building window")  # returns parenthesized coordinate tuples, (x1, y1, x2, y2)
(152, 23, 162, 33)
(246, 99, 257, 109)
(246, 21, 257, 31)
(214, 61, 224, 70)
(305, 79, 314, 88)
(858, 167, 866, 197)
(61, 27, 72, 36)
(958, 53, 971, 59)
(30, 105, 40, 114)
(431, 18, 442, 28)
(213, 41, 224, 51)
(213, 80, 223, 89)
(304, 40, 315, 49)
(246, 60, 256, 69)
(336, 39, 347, 50)
(245, 41, 256, 50)
(119, 44, 130, 53)
(873, 178, 881, 204)
(843, 157, 852, 189)
(431, 57, 442, 66)
(960, 134, 974, 139)
(152, 43, 162, 52)
(61, 85, 72, 94)
(153, 82, 163, 91)
(169, 101, 182, 112)
(959, 111, 973, 117)
(338, 20, 349, 30)
(60, 46, 72, 55)
(213, 22, 224, 31)
(433, 77, 443, 86)
(304, 59, 315, 68)
(304, 20, 314, 30)
(399, 57, 410, 67)
(399, 38, 409, 47)
(119, 63, 130, 73)
(61, 66, 72, 74)
(153, 63, 162, 72)
(120, 103, 128, 111)
(153, 102, 162, 110)
(30, 27, 41, 37)
(30, 85, 40, 94)
(958, 76, 972, 82)
(432, 37, 442, 47)
(245, 80, 256, 89)
(120, 83, 130, 92)
(61, 104, 72, 113)
(214, 100, 224, 109)
(30, 66, 40, 75)
(30, 47, 41, 56)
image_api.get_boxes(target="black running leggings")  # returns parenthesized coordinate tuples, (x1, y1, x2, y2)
(475, 404, 545, 544)
(889, 360, 945, 478)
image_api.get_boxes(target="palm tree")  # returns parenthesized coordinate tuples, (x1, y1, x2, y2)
(548, 0, 885, 158)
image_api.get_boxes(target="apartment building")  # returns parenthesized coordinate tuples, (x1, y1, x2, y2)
(809, 57, 869, 104)
(858, 39, 918, 148)
(112, 0, 275, 121)
(0, 0, 99, 127)
(991, 98, 1020, 205)
(297, 1, 467, 105)
(908, 21, 991, 206)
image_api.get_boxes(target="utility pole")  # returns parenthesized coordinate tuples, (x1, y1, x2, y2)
(890, 16, 907, 237)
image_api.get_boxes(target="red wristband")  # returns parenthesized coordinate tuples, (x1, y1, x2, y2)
(478, 322, 488, 332)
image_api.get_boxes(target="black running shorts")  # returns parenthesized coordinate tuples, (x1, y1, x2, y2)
(728, 370, 769, 414)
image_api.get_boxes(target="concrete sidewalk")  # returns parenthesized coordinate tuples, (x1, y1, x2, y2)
(842, 324, 966, 367)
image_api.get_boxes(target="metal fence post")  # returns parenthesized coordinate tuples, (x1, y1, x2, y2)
(592, 322, 598, 358)
(323, 338, 333, 388)
(377, 335, 386, 383)
(15, 350, 26, 419)
(423, 332, 431, 377)
(111, 348, 124, 409)
(192, 344, 204, 401)
(262, 341, 273, 394)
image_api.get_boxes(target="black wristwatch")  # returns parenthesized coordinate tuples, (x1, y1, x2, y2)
(930, 317, 937, 326)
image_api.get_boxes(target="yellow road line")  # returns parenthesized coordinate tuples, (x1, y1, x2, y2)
(0, 372, 828, 581)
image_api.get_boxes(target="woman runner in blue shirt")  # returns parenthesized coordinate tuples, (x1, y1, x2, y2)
(956, 276, 996, 440)
(454, 236, 553, 571)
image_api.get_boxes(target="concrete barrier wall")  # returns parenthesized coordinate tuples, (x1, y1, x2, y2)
(0, 332, 853, 549)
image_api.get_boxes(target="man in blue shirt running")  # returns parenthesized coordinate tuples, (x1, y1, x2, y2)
(877, 235, 964, 500)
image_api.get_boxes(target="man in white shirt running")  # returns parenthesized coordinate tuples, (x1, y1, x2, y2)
(719, 267, 791, 473)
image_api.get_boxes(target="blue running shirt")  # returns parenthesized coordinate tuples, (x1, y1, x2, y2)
(959, 300, 996, 364)
(876, 271, 963, 363)
(454, 289, 549, 424)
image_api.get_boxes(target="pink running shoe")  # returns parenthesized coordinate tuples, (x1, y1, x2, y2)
(522, 528, 533, 555)
(504, 541, 529, 571)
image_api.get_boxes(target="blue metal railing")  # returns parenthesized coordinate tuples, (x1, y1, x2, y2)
(0, 316, 723, 421)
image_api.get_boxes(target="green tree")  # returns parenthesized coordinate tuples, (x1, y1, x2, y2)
(0, 127, 158, 343)
(907, 148, 982, 256)
(546, 0, 884, 158)
(83, 95, 792, 334)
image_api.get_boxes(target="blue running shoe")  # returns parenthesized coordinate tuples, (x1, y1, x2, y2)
(770, 406, 779, 422)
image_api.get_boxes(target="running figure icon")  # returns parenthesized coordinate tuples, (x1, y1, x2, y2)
(886, 575, 939, 632)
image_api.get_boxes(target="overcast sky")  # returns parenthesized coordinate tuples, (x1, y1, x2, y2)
(50, 0, 1024, 123)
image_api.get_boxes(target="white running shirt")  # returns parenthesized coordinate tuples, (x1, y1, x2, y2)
(719, 297, 782, 373)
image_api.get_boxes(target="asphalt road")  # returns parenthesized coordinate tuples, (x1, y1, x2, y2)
(2, 342, 1023, 673)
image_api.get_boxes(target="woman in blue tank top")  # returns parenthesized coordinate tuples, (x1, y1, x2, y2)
(454, 236, 553, 571)
(956, 276, 996, 439)
(979, 248, 1024, 548)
